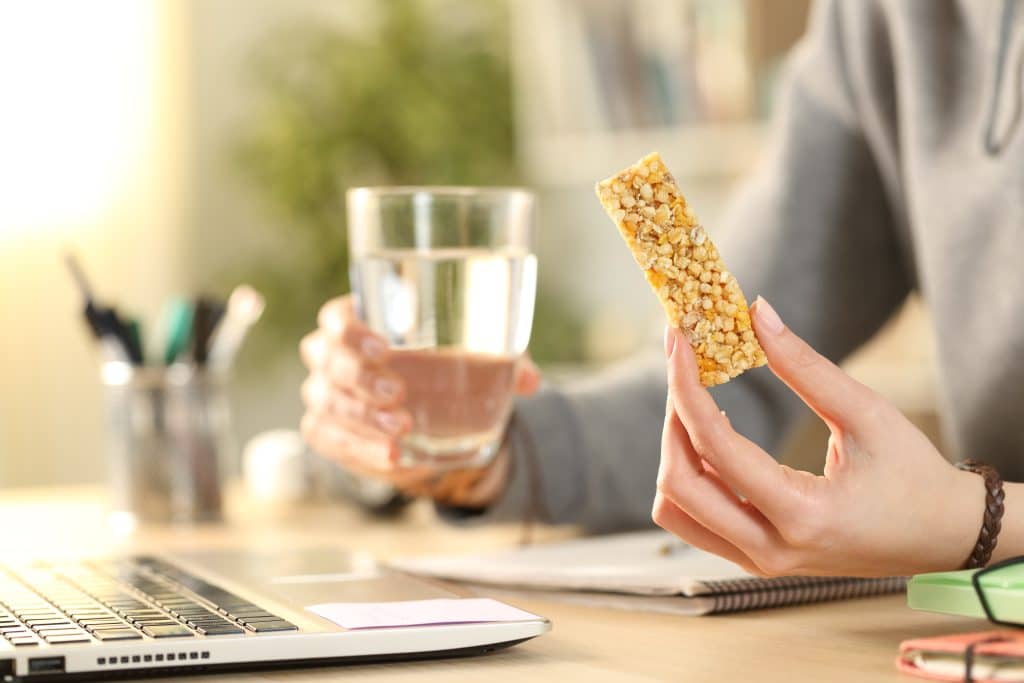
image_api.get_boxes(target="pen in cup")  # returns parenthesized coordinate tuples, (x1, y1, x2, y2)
(162, 298, 194, 366)
(64, 251, 139, 364)
(206, 285, 265, 372)
(190, 296, 226, 367)
(66, 250, 264, 524)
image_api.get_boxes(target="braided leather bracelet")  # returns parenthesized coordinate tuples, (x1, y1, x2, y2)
(956, 460, 1006, 569)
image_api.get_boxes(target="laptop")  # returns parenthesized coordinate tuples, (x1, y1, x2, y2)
(0, 547, 549, 681)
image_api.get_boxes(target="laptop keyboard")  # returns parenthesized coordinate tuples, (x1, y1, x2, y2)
(0, 557, 297, 648)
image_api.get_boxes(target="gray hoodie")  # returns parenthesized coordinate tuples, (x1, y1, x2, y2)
(449, 0, 1024, 532)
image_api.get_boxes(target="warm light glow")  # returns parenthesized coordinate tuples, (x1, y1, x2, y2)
(465, 254, 513, 354)
(0, 1, 158, 238)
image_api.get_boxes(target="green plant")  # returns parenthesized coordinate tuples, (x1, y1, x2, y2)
(233, 0, 584, 365)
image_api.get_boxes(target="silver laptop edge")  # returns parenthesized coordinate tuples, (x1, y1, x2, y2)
(0, 549, 549, 680)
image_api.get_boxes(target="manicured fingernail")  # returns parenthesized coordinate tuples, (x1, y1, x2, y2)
(753, 296, 784, 335)
(361, 336, 387, 361)
(375, 410, 400, 433)
(375, 377, 400, 400)
(664, 325, 677, 357)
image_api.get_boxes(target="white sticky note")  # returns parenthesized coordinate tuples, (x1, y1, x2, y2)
(307, 598, 540, 630)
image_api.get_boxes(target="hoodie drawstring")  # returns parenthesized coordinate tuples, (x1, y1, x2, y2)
(983, 0, 1022, 155)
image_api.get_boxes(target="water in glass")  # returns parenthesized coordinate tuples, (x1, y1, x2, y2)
(351, 246, 536, 466)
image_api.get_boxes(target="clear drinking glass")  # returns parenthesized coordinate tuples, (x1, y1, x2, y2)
(346, 187, 536, 469)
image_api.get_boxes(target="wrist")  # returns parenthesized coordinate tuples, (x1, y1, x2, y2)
(452, 445, 511, 509)
(428, 446, 511, 509)
(938, 467, 989, 570)
(989, 481, 1022, 564)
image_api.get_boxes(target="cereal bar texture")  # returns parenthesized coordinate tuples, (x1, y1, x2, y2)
(595, 152, 767, 387)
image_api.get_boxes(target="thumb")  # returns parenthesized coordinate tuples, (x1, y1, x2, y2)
(515, 356, 542, 396)
(750, 296, 876, 428)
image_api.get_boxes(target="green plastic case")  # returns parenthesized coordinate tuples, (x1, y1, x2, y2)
(908, 565, 1024, 621)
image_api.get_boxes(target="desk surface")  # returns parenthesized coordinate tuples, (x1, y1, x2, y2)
(0, 486, 978, 682)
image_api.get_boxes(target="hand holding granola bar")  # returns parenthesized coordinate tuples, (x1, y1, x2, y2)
(653, 300, 996, 577)
(594, 154, 1008, 577)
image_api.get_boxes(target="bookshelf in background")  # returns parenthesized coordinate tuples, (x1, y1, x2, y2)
(511, 0, 811, 186)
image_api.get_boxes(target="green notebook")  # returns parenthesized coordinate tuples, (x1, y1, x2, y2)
(908, 565, 1024, 622)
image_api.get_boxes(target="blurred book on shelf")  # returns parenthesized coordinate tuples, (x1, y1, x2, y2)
(512, 0, 810, 184)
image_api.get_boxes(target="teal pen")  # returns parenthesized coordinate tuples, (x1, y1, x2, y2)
(163, 298, 195, 365)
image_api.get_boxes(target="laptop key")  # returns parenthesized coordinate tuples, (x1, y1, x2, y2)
(190, 622, 229, 630)
(83, 626, 109, 634)
(196, 625, 244, 636)
(94, 629, 143, 641)
(86, 624, 133, 633)
(132, 619, 178, 627)
(142, 625, 194, 638)
(129, 615, 175, 624)
(15, 613, 59, 621)
(79, 617, 124, 625)
(25, 619, 72, 627)
(109, 602, 147, 611)
(123, 609, 164, 617)
(248, 621, 299, 633)
(44, 635, 91, 644)
(239, 616, 285, 625)
(226, 608, 272, 617)
(176, 613, 213, 622)
(176, 610, 211, 622)
(165, 604, 199, 612)
(2, 632, 32, 641)
(8, 637, 40, 646)
(165, 606, 199, 618)
(35, 629, 84, 637)
(35, 624, 83, 632)
(72, 615, 115, 623)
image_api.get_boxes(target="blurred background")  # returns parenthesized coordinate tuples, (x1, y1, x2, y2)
(0, 0, 939, 489)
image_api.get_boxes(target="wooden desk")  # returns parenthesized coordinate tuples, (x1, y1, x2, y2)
(0, 486, 978, 682)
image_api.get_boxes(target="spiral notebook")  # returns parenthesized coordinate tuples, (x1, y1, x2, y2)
(390, 531, 906, 615)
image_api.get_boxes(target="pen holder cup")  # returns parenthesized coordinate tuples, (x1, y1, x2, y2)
(101, 362, 234, 525)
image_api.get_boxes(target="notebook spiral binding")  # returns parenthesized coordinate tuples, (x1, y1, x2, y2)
(702, 576, 908, 614)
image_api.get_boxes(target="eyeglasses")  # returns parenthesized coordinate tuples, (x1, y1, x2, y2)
(971, 556, 1024, 628)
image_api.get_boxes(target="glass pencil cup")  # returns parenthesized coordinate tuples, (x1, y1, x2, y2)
(347, 186, 537, 470)
(101, 362, 234, 525)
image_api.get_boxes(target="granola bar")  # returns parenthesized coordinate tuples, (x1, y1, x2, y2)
(595, 152, 767, 387)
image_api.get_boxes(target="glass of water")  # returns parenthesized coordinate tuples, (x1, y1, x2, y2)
(346, 187, 537, 470)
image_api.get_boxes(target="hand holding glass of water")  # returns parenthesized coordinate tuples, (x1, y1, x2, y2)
(300, 187, 539, 505)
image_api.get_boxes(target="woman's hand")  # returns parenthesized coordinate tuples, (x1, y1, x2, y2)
(653, 297, 986, 577)
(299, 295, 541, 508)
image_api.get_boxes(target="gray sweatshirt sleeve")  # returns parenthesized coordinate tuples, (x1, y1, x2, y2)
(442, 0, 912, 532)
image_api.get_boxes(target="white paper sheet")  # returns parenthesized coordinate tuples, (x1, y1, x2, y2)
(307, 598, 540, 630)
(389, 530, 746, 596)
